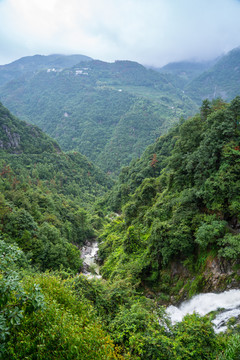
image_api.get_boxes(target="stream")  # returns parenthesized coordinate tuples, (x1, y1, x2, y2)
(80, 240, 101, 279)
(166, 289, 240, 333)
(80, 243, 240, 332)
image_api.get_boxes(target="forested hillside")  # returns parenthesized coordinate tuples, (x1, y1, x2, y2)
(156, 47, 240, 107)
(1, 99, 240, 359)
(101, 97, 240, 296)
(2, 49, 240, 175)
(0, 58, 197, 174)
(2, 53, 240, 360)
(0, 102, 113, 272)
(0, 102, 61, 154)
(0, 102, 127, 359)
(185, 47, 240, 104)
(157, 59, 216, 89)
(0, 54, 92, 86)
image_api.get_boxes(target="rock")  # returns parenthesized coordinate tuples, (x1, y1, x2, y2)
(1, 124, 21, 150)
(170, 261, 190, 278)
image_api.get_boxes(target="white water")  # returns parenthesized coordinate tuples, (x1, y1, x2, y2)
(166, 289, 240, 333)
(80, 241, 101, 279)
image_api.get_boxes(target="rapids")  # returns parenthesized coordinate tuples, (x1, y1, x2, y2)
(166, 289, 240, 333)
(80, 241, 101, 279)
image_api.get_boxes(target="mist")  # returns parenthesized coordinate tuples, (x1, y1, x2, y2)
(1, 0, 240, 66)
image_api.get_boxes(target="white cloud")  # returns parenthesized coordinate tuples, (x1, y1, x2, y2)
(0, 0, 240, 65)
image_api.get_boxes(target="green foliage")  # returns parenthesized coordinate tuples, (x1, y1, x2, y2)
(123, 226, 140, 254)
(100, 97, 240, 288)
(72, 274, 227, 360)
(1, 65, 240, 359)
(108, 130, 177, 210)
(0, 101, 60, 154)
(0, 54, 92, 86)
(4, 273, 122, 360)
(218, 234, 240, 259)
(195, 216, 227, 249)
(0, 102, 113, 272)
(0, 239, 123, 359)
(186, 47, 240, 104)
(109, 301, 170, 359)
(0, 240, 45, 356)
(172, 314, 220, 359)
(0, 59, 197, 174)
(217, 333, 240, 360)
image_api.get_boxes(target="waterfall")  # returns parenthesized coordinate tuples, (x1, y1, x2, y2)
(80, 241, 102, 279)
(166, 289, 240, 333)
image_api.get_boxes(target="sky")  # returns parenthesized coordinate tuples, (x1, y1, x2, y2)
(1, 0, 240, 67)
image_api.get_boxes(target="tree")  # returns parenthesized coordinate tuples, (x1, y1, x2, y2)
(200, 99, 211, 120)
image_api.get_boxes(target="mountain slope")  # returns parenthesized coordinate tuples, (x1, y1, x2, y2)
(0, 101, 60, 154)
(100, 97, 240, 298)
(186, 47, 240, 104)
(0, 54, 92, 86)
(156, 59, 217, 89)
(0, 58, 197, 174)
(1, 102, 238, 360)
(0, 102, 113, 272)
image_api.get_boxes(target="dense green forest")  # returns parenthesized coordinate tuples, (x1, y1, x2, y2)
(155, 47, 240, 106)
(0, 101, 113, 272)
(1, 48, 240, 175)
(1, 97, 240, 359)
(0, 58, 197, 174)
(102, 97, 240, 290)
(185, 47, 240, 104)
(156, 59, 216, 89)
(0, 54, 92, 86)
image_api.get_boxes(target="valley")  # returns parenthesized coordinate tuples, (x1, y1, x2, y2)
(1, 49, 240, 359)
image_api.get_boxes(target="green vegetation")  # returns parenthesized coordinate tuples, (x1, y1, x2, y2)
(1, 94, 240, 358)
(0, 101, 60, 154)
(2, 49, 240, 175)
(0, 54, 92, 86)
(0, 102, 112, 272)
(156, 47, 240, 107)
(0, 58, 197, 174)
(101, 97, 240, 290)
(186, 47, 240, 104)
(0, 241, 123, 359)
(157, 59, 215, 89)
(0, 239, 233, 359)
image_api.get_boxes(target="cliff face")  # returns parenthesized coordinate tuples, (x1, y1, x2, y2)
(203, 257, 240, 291)
(0, 124, 21, 151)
(0, 101, 61, 154)
(165, 256, 240, 305)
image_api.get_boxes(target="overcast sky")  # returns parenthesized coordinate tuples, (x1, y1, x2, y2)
(1, 0, 240, 67)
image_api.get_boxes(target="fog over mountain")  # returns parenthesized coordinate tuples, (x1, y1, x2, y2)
(1, 0, 240, 66)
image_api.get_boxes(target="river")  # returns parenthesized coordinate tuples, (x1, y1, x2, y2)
(166, 289, 240, 333)
(81, 243, 240, 332)
(80, 240, 101, 279)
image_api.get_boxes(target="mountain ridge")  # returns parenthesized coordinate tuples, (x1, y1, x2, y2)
(185, 47, 240, 103)
(0, 101, 61, 154)
(0, 53, 93, 86)
(0, 57, 197, 174)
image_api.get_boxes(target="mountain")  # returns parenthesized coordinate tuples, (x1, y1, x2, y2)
(0, 101, 113, 272)
(0, 58, 197, 174)
(0, 54, 92, 86)
(0, 101, 60, 154)
(185, 47, 240, 104)
(1, 100, 239, 359)
(101, 97, 240, 298)
(158, 60, 215, 79)
(0, 102, 127, 360)
(156, 59, 217, 89)
(0, 100, 113, 203)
